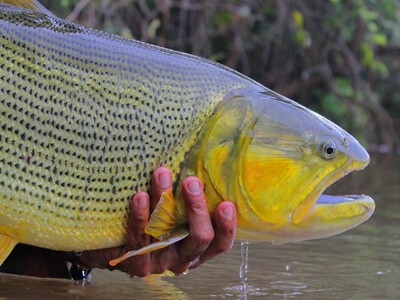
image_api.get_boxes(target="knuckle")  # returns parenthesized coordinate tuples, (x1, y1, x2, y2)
(125, 255, 153, 277)
(223, 228, 236, 239)
(134, 211, 148, 224)
(127, 234, 148, 248)
(134, 266, 151, 278)
(191, 229, 214, 248)
(133, 260, 153, 277)
(152, 250, 170, 275)
(181, 254, 199, 264)
(188, 198, 208, 213)
(214, 244, 230, 254)
(153, 258, 171, 275)
(169, 262, 190, 275)
(153, 264, 168, 275)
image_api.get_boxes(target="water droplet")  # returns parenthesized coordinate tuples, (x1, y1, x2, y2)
(239, 241, 250, 298)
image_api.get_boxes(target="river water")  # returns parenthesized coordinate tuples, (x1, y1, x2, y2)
(0, 153, 399, 299)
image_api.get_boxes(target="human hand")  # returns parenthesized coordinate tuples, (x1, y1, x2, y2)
(77, 167, 237, 276)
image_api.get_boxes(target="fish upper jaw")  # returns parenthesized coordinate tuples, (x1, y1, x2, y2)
(346, 138, 370, 171)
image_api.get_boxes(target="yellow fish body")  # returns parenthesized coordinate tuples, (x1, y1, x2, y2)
(0, 1, 374, 267)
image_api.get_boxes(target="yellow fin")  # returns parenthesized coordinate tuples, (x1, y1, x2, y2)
(109, 190, 187, 266)
(1, 0, 53, 14)
(109, 227, 189, 266)
(0, 234, 18, 266)
(145, 190, 178, 239)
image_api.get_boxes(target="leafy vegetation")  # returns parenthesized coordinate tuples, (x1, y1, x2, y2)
(42, 0, 400, 149)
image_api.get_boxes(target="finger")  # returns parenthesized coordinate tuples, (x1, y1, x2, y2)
(77, 193, 151, 270)
(176, 177, 214, 263)
(151, 167, 173, 211)
(121, 167, 172, 276)
(115, 193, 154, 277)
(191, 201, 237, 269)
(126, 191, 150, 249)
(120, 168, 172, 276)
(77, 248, 116, 269)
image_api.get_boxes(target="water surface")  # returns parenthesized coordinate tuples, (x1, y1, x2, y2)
(0, 154, 399, 299)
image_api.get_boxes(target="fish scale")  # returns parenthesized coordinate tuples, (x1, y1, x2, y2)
(0, 5, 251, 251)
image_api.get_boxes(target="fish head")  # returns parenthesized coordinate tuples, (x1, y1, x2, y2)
(195, 88, 374, 243)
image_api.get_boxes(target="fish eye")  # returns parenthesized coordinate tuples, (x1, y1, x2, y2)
(320, 139, 337, 159)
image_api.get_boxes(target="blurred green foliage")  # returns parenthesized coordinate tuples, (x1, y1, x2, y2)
(41, 0, 400, 148)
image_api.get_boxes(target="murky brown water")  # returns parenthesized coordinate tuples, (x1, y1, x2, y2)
(0, 154, 399, 299)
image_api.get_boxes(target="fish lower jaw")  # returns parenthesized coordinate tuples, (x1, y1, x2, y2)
(314, 193, 375, 217)
(236, 194, 375, 244)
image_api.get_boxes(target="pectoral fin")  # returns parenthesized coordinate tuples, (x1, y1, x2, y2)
(109, 190, 187, 266)
(145, 190, 178, 239)
(0, 234, 18, 266)
(109, 227, 189, 266)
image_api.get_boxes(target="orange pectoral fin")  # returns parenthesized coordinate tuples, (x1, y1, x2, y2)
(0, 234, 18, 266)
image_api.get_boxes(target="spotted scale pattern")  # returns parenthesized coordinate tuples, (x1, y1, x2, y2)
(0, 5, 254, 250)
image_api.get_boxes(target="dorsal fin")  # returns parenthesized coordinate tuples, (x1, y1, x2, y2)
(0, 0, 53, 15)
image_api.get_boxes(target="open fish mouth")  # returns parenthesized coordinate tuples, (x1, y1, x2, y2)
(316, 157, 375, 214)
(293, 152, 375, 225)
(314, 165, 375, 221)
(297, 165, 375, 238)
(316, 194, 373, 205)
(275, 166, 375, 245)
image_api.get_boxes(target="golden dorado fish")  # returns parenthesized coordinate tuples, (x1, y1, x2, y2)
(0, 0, 375, 267)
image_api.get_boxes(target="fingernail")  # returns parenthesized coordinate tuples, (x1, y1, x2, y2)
(222, 205, 234, 220)
(136, 195, 148, 209)
(187, 180, 202, 196)
(158, 172, 172, 189)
